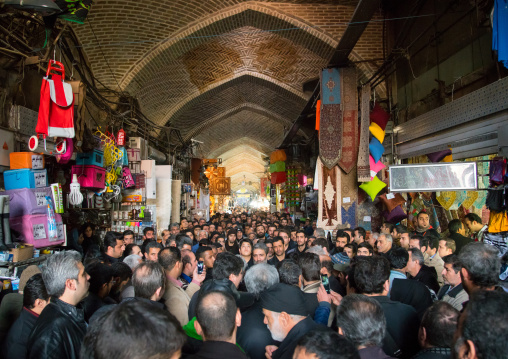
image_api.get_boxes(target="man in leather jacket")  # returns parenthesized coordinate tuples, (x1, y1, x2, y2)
(27, 251, 90, 359)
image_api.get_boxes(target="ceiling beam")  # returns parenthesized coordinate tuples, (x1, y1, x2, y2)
(279, 0, 382, 148)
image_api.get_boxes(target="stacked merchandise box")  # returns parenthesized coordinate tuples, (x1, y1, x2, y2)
(3, 152, 65, 248)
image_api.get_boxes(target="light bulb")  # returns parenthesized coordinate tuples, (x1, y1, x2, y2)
(69, 174, 83, 206)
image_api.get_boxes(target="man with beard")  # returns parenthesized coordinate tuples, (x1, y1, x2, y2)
(412, 211, 440, 238)
(225, 229, 240, 255)
(268, 237, 286, 266)
(265, 238, 275, 261)
(292, 230, 308, 254)
(261, 283, 322, 359)
(331, 231, 350, 257)
(279, 229, 297, 254)
(256, 224, 267, 241)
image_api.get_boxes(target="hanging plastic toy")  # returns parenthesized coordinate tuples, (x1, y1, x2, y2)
(30, 60, 75, 153)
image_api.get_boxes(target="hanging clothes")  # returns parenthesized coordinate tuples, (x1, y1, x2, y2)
(493, 0, 508, 69)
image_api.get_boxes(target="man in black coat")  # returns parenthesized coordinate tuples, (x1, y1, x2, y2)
(3, 274, 49, 359)
(237, 263, 279, 359)
(447, 219, 472, 254)
(260, 283, 326, 359)
(188, 291, 248, 359)
(351, 256, 420, 359)
(27, 251, 90, 359)
(406, 248, 440, 295)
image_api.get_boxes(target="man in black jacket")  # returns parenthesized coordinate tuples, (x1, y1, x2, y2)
(261, 283, 324, 359)
(406, 248, 440, 295)
(27, 250, 90, 359)
(447, 219, 472, 254)
(351, 256, 420, 359)
(237, 263, 279, 359)
(189, 291, 248, 359)
(3, 274, 49, 359)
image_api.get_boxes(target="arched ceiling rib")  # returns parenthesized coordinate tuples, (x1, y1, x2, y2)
(195, 111, 285, 156)
(162, 74, 306, 138)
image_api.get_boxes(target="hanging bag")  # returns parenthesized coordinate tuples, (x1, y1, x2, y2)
(36, 60, 75, 139)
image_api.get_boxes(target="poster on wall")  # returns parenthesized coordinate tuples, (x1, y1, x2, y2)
(389, 163, 477, 192)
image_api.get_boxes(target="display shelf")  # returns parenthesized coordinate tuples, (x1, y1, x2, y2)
(0, 254, 50, 267)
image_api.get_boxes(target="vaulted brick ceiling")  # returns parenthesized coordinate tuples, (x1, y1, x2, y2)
(75, 0, 384, 192)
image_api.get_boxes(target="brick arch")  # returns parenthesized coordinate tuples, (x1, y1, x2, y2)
(194, 111, 286, 156)
(119, 2, 338, 91)
(183, 103, 308, 142)
(208, 138, 272, 159)
(164, 73, 306, 138)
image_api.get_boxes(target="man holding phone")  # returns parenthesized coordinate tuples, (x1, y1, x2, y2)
(159, 247, 206, 325)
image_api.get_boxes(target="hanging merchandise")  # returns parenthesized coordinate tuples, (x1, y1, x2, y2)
(122, 166, 135, 188)
(116, 129, 126, 146)
(31, 60, 75, 153)
(55, 138, 74, 164)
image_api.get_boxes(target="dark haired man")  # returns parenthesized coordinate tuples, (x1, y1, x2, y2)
(332, 230, 350, 256)
(3, 274, 49, 359)
(298, 253, 322, 318)
(353, 227, 366, 244)
(453, 290, 508, 359)
(122, 230, 135, 245)
(294, 330, 360, 359)
(464, 213, 487, 243)
(293, 230, 308, 254)
(102, 232, 125, 264)
(268, 236, 286, 266)
(380, 222, 394, 235)
(413, 211, 439, 238)
(352, 256, 420, 358)
(422, 236, 444, 286)
(159, 247, 204, 325)
(226, 229, 240, 254)
(447, 219, 472, 254)
(437, 254, 468, 311)
(94, 300, 186, 359)
(414, 301, 459, 358)
(81, 263, 114, 322)
(458, 242, 501, 295)
(357, 242, 373, 256)
(144, 241, 163, 262)
(190, 291, 247, 359)
(387, 247, 433, 319)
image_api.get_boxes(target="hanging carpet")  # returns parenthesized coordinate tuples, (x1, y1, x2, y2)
(358, 85, 371, 182)
(319, 68, 342, 169)
(338, 67, 358, 174)
(317, 157, 342, 230)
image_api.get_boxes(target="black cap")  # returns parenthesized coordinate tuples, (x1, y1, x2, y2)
(260, 283, 308, 316)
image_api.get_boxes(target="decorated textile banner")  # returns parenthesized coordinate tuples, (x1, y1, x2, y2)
(260, 178, 270, 198)
(358, 85, 371, 182)
(338, 67, 358, 173)
(316, 157, 342, 230)
(319, 68, 342, 169)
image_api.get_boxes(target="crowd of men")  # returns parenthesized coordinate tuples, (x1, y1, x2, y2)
(0, 209, 507, 359)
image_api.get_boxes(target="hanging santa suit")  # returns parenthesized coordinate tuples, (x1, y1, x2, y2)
(36, 60, 75, 139)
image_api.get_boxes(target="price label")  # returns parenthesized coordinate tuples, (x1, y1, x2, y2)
(386, 193, 395, 200)
(34, 171, 47, 187)
(56, 222, 64, 241)
(31, 155, 44, 169)
(35, 191, 47, 207)
(33, 224, 47, 240)
(343, 197, 351, 203)
(363, 216, 372, 222)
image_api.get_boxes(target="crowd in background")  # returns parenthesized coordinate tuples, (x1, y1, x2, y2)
(0, 209, 507, 359)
